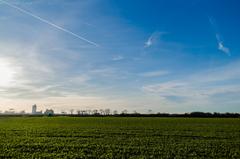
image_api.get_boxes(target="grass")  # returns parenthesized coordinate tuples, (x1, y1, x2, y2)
(0, 117, 239, 158)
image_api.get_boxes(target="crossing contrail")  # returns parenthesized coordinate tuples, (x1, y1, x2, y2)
(0, 0, 99, 47)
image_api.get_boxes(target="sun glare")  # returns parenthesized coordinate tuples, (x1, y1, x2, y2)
(0, 60, 15, 87)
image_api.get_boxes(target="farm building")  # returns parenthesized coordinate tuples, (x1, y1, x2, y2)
(44, 109, 54, 116)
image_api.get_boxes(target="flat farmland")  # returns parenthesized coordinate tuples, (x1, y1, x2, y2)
(0, 117, 239, 158)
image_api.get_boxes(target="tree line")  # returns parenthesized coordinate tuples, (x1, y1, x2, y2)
(0, 108, 239, 118)
(59, 109, 240, 118)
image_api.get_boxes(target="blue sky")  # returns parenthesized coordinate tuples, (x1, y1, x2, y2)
(0, 0, 240, 113)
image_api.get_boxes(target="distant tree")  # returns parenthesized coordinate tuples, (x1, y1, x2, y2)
(213, 112, 220, 117)
(20, 110, 26, 114)
(105, 109, 111, 115)
(82, 110, 87, 115)
(133, 110, 138, 114)
(87, 109, 92, 115)
(77, 110, 81, 115)
(44, 109, 54, 116)
(99, 109, 104, 115)
(113, 110, 118, 115)
(92, 109, 98, 115)
(122, 109, 128, 114)
(5, 109, 15, 114)
(61, 111, 67, 115)
(10, 108, 15, 113)
(70, 109, 74, 115)
(148, 109, 153, 114)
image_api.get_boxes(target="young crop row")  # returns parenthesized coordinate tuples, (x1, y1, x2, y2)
(0, 117, 239, 158)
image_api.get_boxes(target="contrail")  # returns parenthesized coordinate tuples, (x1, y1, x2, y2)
(0, 0, 99, 47)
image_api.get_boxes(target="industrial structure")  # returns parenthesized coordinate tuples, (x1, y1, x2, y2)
(32, 104, 42, 115)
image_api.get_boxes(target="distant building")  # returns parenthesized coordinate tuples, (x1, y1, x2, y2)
(32, 104, 42, 115)
(32, 104, 36, 114)
(44, 109, 54, 116)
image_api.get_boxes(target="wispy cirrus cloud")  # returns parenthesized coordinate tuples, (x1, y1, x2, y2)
(1, 0, 239, 113)
(216, 34, 230, 55)
(142, 60, 240, 105)
(208, 17, 230, 56)
(144, 31, 166, 48)
(0, 0, 135, 105)
(140, 70, 169, 78)
(144, 35, 154, 48)
(112, 55, 124, 61)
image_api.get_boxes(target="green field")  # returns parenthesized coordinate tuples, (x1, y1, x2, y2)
(0, 117, 239, 158)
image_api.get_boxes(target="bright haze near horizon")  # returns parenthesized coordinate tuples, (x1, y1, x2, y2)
(0, 0, 240, 113)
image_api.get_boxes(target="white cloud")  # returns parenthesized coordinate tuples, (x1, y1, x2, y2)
(112, 55, 124, 61)
(90, 68, 116, 76)
(216, 34, 231, 56)
(216, 34, 230, 55)
(144, 31, 166, 48)
(142, 81, 189, 97)
(68, 75, 91, 85)
(218, 42, 230, 55)
(145, 36, 153, 48)
(142, 60, 240, 104)
(143, 81, 240, 98)
(140, 70, 169, 77)
(209, 17, 230, 55)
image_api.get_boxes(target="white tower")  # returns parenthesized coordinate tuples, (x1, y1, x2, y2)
(32, 104, 37, 114)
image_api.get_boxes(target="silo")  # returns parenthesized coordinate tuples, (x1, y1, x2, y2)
(32, 104, 37, 114)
